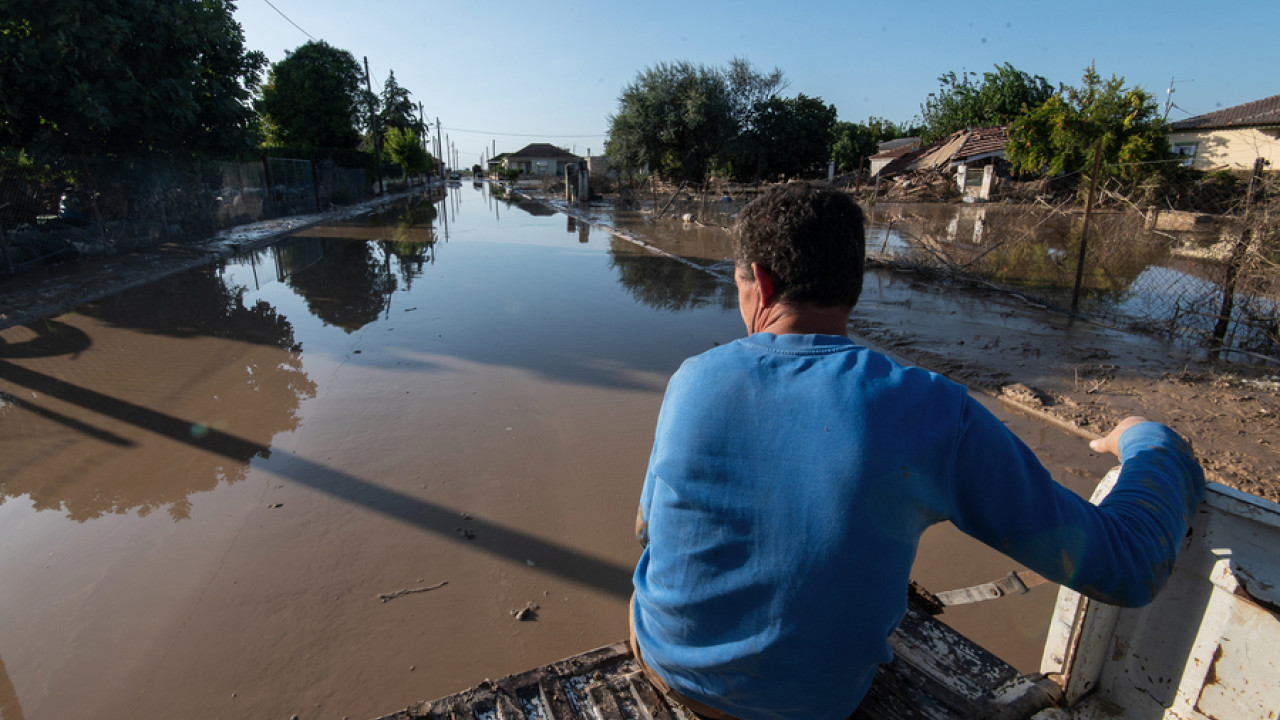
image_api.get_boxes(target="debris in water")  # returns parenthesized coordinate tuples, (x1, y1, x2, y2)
(377, 581, 448, 603)
(511, 601, 539, 621)
(455, 527, 476, 540)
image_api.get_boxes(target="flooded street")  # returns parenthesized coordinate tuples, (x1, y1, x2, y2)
(2, 184, 1116, 720)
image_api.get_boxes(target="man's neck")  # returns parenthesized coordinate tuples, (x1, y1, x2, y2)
(754, 304, 850, 337)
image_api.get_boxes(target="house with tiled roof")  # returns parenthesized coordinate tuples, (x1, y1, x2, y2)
(501, 143, 584, 178)
(877, 127, 1010, 199)
(1167, 95, 1280, 171)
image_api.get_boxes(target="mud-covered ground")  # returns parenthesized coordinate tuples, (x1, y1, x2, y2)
(4, 200, 1278, 503)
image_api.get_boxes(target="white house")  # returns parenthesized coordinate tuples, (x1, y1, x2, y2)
(1167, 95, 1280, 171)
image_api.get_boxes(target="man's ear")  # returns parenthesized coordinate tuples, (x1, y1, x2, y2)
(752, 263, 776, 308)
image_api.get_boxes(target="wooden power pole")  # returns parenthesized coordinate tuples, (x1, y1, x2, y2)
(364, 56, 384, 195)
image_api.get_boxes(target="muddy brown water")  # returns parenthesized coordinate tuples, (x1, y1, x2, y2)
(1, 185, 1116, 720)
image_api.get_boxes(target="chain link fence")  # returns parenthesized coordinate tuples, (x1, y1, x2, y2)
(864, 163, 1278, 358)
(0, 151, 371, 276)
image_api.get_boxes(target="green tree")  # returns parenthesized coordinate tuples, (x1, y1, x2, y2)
(830, 117, 907, 173)
(0, 0, 266, 155)
(746, 94, 837, 179)
(919, 63, 1053, 142)
(725, 57, 788, 132)
(605, 61, 735, 183)
(720, 57, 788, 174)
(383, 127, 431, 182)
(257, 40, 365, 150)
(378, 70, 420, 135)
(1006, 64, 1169, 187)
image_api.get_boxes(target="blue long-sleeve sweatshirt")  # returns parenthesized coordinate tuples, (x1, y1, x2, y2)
(632, 333, 1204, 720)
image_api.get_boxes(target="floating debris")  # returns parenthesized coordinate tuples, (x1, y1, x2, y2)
(378, 581, 448, 603)
(511, 601, 539, 621)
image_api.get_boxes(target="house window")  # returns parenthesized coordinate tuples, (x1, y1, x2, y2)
(1171, 142, 1198, 167)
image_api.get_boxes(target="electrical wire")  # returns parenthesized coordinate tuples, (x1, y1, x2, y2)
(260, 0, 316, 41)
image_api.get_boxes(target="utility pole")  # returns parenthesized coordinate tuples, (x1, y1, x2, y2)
(436, 118, 444, 179)
(417, 102, 429, 183)
(1162, 76, 1193, 122)
(364, 56, 384, 195)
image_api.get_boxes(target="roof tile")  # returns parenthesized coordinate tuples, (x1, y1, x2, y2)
(1169, 95, 1280, 131)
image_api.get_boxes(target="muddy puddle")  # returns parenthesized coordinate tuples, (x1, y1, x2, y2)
(3, 184, 1121, 720)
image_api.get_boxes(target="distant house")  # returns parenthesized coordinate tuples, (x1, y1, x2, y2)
(487, 152, 510, 175)
(869, 137, 922, 177)
(877, 127, 1009, 199)
(501, 143, 584, 178)
(1167, 95, 1280, 171)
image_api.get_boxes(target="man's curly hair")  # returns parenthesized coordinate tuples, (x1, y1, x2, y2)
(732, 183, 865, 308)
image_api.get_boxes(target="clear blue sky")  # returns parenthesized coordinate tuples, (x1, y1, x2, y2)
(236, 0, 1278, 166)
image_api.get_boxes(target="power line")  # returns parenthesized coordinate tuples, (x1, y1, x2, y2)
(261, 0, 316, 41)
(441, 126, 606, 138)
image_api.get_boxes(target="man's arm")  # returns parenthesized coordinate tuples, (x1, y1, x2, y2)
(944, 404, 1204, 608)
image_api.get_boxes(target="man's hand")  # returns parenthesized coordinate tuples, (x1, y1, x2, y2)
(1089, 416, 1149, 458)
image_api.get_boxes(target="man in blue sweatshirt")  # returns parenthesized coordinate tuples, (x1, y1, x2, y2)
(630, 183, 1204, 720)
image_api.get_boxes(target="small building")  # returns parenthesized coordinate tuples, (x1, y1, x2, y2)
(869, 137, 922, 177)
(487, 153, 510, 175)
(1167, 95, 1280, 171)
(876, 127, 1009, 200)
(585, 153, 611, 177)
(501, 143, 584, 178)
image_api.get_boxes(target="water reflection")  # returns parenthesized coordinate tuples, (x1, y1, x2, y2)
(607, 237, 736, 312)
(0, 265, 315, 522)
(567, 215, 590, 243)
(514, 198, 556, 217)
(279, 197, 440, 329)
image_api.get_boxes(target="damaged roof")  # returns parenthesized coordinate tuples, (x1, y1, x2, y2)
(878, 127, 1008, 177)
(1170, 95, 1280, 131)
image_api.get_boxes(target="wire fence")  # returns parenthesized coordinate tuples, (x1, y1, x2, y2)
(0, 152, 371, 275)
(865, 163, 1279, 358)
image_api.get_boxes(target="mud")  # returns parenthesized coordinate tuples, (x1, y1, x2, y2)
(0, 185, 1276, 720)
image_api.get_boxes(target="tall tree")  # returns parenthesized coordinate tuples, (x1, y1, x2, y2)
(1006, 63, 1169, 186)
(0, 0, 266, 155)
(605, 61, 735, 184)
(257, 40, 365, 150)
(745, 94, 837, 179)
(919, 63, 1053, 142)
(378, 70, 419, 135)
(719, 58, 789, 179)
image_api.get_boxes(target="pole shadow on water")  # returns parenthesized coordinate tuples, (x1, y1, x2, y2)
(0, 359, 635, 600)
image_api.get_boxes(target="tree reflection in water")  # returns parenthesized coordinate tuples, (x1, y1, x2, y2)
(0, 263, 315, 522)
(279, 197, 439, 329)
(607, 237, 736, 312)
